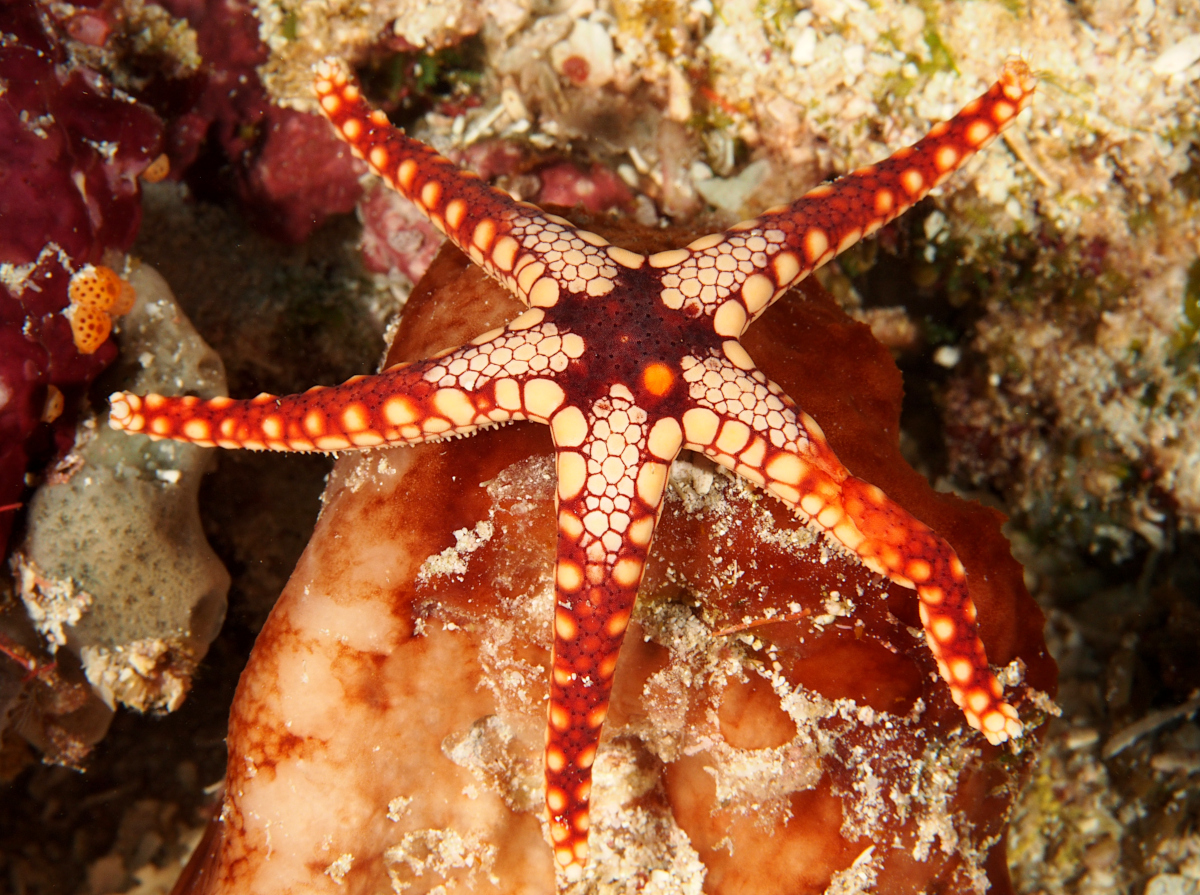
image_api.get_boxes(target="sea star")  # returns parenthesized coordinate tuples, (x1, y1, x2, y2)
(110, 56, 1035, 878)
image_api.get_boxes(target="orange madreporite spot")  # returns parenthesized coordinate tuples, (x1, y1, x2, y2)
(641, 362, 675, 396)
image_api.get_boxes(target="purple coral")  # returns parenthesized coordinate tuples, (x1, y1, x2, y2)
(0, 0, 164, 557)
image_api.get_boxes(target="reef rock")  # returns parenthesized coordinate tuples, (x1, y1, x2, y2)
(175, 221, 1055, 895)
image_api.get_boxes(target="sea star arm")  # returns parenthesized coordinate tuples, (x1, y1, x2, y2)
(652, 59, 1037, 332)
(107, 315, 585, 450)
(679, 351, 1023, 745)
(542, 391, 683, 874)
(314, 59, 644, 309)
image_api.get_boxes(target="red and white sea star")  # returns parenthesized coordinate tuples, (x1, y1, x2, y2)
(109, 57, 1035, 880)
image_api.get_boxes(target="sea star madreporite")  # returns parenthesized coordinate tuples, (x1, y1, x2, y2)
(110, 56, 1035, 879)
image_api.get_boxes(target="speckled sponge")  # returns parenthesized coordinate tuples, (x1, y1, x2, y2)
(17, 264, 230, 716)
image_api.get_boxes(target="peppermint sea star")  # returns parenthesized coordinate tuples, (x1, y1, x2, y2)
(110, 57, 1035, 878)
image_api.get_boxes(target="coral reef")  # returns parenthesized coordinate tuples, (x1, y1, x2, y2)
(1003, 532, 1200, 895)
(1, 0, 1197, 891)
(172, 225, 1053, 894)
(945, 255, 1200, 558)
(0, 0, 237, 773)
(0, 613, 113, 771)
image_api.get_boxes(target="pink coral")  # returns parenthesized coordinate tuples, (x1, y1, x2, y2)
(533, 160, 633, 214)
(360, 144, 634, 283)
(358, 182, 445, 281)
